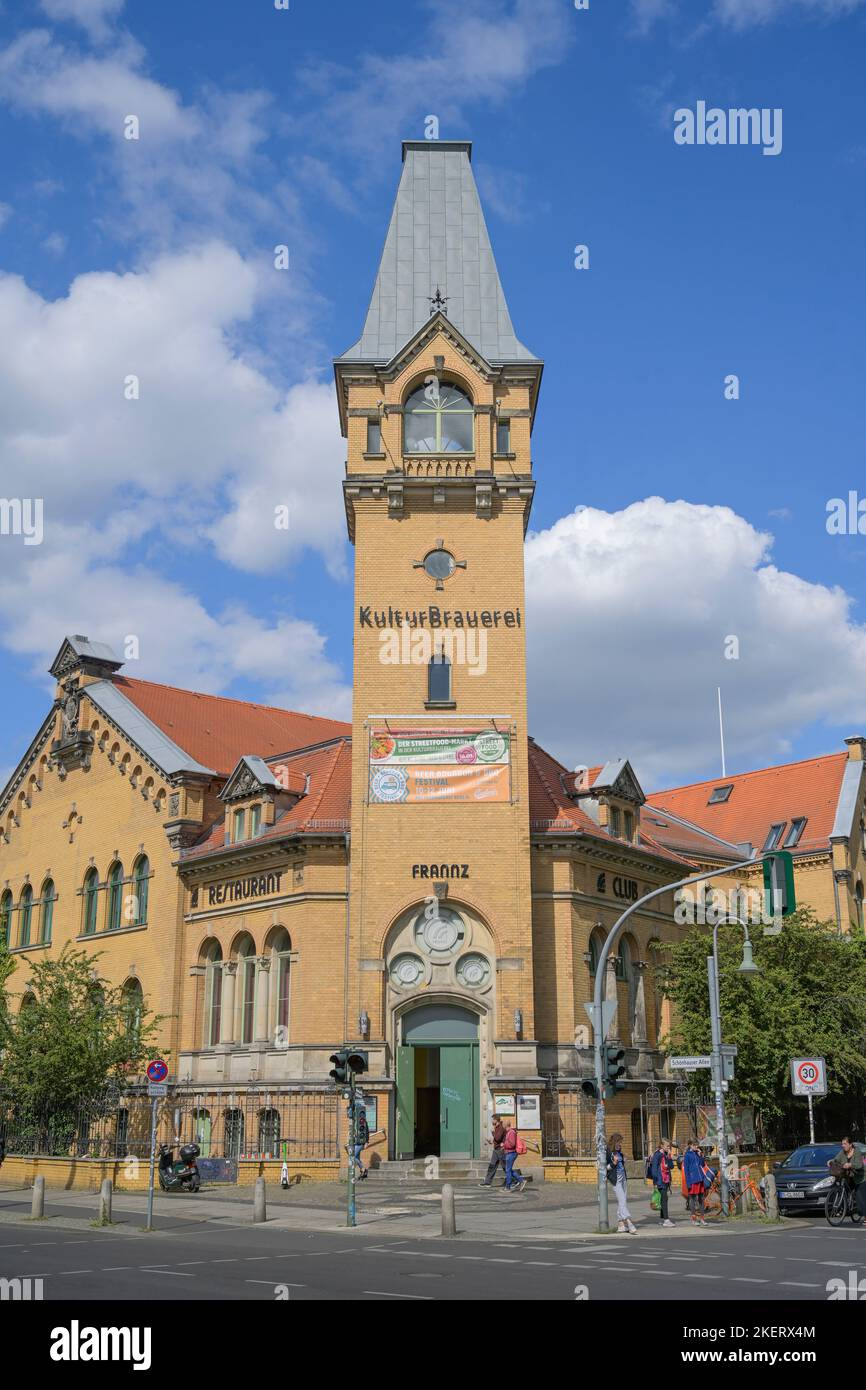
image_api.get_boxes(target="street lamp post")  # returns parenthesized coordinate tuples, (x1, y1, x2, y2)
(591, 857, 759, 1232)
(708, 918, 759, 1213)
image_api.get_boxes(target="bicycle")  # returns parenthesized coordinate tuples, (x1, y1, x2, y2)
(825, 1165, 865, 1228)
(704, 1166, 766, 1218)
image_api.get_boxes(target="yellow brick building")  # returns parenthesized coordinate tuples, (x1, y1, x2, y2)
(2, 141, 795, 1176)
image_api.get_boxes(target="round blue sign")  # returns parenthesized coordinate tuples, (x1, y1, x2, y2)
(146, 1058, 168, 1082)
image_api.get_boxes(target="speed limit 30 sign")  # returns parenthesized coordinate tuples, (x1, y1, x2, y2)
(791, 1057, 827, 1096)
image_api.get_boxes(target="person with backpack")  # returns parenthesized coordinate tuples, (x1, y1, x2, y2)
(479, 1114, 508, 1187)
(502, 1123, 527, 1193)
(683, 1140, 708, 1224)
(649, 1137, 675, 1227)
(606, 1132, 637, 1233)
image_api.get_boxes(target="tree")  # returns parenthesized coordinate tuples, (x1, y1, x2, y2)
(0, 946, 164, 1145)
(654, 910, 866, 1142)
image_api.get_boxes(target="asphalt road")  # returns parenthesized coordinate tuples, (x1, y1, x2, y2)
(0, 1210, 863, 1301)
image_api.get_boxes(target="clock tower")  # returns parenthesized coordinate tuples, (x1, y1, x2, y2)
(334, 141, 544, 1161)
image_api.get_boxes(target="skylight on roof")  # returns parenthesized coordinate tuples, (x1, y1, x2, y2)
(783, 817, 807, 848)
(762, 822, 786, 852)
(708, 784, 733, 804)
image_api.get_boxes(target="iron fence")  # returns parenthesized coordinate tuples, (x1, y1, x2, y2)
(0, 1088, 341, 1164)
(540, 1083, 759, 1161)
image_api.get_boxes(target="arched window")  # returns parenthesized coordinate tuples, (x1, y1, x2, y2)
(0, 890, 11, 947)
(224, 1108, 244, 1160)
(115, 1107, 129, 1156)
(18, 885, 33, 947)
(192, 1108, 212, 1157)
(588, 926, 606, 975)
(38, 879, 55, 944)
(404, 381, 474, 454)
(132, 855, 150, 925)
(83, 867, 99, 935)
(427, 652, 452, 704)
(202, 940, 223, 1047)
(259, 1109, 280, 1157)
(235, 935, 256, 1045)
(268, 928, 292, 1042)
(122, 978, 143, 1039)
(630, 1107, 644, 1161)
(856, 880, 864, 932)
(107, 861, 124, 930)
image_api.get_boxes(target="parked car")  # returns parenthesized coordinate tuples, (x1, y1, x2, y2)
(772, 1143, 839, 1214)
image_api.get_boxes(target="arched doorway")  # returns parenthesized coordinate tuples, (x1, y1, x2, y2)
(395, 1002, 481, 1161)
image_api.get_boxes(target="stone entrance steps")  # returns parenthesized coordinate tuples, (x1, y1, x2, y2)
(358, 1159, 541, 1183)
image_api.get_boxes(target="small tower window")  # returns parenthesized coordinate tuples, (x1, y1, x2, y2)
(366, 419, 382, 454)
(496, 420, 511, 454)
(609, 806, 621, 838)
(249, 804, 262, 838)
(427, 654, 452, 704)
(233, 808, 245, 843)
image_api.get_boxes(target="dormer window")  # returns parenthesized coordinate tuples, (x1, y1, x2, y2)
(249, 804, 262, 838)
(624, 810, 635, 844)
(404, 381, 473, 454)
(232, 808, 245, 843)
(784, 817, 807, 848)
(609, 806, 622, 838)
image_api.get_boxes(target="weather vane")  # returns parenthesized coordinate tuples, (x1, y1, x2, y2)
(429, 286, 448, 313)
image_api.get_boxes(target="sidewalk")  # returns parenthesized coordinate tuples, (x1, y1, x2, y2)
(0, 1181, 783, 1244)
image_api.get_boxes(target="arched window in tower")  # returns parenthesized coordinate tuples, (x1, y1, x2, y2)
(268, 928, 292, 1041)
(38, 879, 55, 944)
(427, 653, 452, 704)
(132, 855, 150, 925)
(0, 890, 11, 947)
(83, 867, 100, 935)
(404, 381, 474, 454)
(107, 861, 124, 930)
(18, 884, 33, 947)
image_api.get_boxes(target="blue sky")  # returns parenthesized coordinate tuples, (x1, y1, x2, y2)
(1, 0, 865, 790)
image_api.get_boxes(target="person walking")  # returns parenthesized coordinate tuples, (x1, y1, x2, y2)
(606, 1132, 637, 1233)
(683, 1140, 708, 1224)
(649, 1137, 675, 1228)
(502, 1122, 527, 1193)
(352, 1106, 370, 1181)
(479, 1114, 508, 1187)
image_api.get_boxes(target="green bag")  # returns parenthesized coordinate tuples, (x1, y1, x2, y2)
(650, 1187, 662, 1211)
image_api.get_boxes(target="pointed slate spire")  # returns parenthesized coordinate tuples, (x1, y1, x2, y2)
(337, 141, 539, 366)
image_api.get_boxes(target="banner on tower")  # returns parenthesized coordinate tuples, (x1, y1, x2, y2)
(369, 727, 511, 804)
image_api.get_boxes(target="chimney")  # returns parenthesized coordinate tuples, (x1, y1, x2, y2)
(844, 736, 866, 761)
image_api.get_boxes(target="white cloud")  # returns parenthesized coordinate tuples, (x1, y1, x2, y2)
(41, 231, 66, 256)
(0, 524, 351, 721)
(0, 242, 347, 573)
(526, 498, 866, 787)
(0, 202, 11, 229)
(38, 0, 125, 42)
(631, 0, 866, 29)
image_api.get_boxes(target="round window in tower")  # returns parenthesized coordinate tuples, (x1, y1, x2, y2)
(389, 953, 426, 989)
(456, 953, 491, 990)
(414, 904, 467, 958)
(423, 548, 456, 583)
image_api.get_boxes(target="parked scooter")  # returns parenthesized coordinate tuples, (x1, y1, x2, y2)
(157, 1141, 201, 1192)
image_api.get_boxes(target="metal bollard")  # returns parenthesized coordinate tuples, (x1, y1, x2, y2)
(764, 1172, 779, 1220)
(31, 1176, 45, 1219)
(441, 1182, 456, 1238)
(253, 1175, 267, 1224)
(99, 1178, 113, 1225)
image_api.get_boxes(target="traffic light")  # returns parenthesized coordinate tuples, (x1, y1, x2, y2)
(329, 1048, 350, 1085)
(604, 1044, 626, 1096)
(346, 1049, 368, 1076)
(762, 850, 796, 918)
(581, 1079, 599, 1102)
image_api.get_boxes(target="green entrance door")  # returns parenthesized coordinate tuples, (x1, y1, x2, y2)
(396, 1004, 481, 1160)
(440, 1045, 474, 1158)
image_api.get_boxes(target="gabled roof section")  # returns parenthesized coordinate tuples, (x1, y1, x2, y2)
(181, 739, 352, 861)
(112, 677, 350, 778)
(336, 141, 539, 366)
(528, 740, 690, 868)
(577, 758, 645, 805)
(220, 755, 283, 804)
(50, 634, 123, 680)
(648, 751, 850, 857)
(85, 680, 215, 778)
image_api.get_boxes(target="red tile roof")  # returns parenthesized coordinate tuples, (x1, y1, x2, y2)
(648, 752, 849, 856)
(114, 677, 350, 777)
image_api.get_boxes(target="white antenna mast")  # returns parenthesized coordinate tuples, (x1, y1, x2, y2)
(717, 686, 727, 778)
